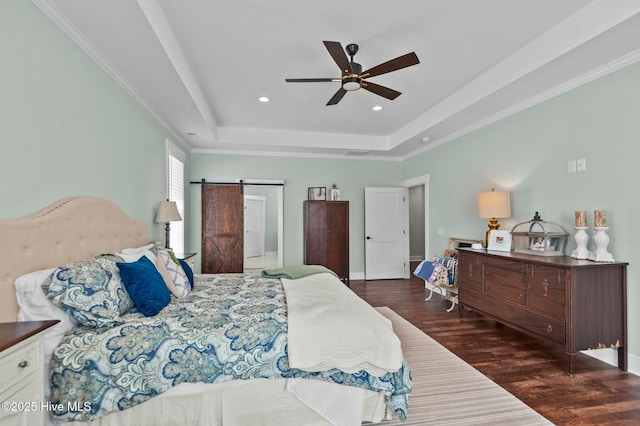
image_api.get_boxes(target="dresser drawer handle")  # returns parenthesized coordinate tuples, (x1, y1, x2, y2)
(518, 294, 524, 301)
(18, 360, 29, 369)
(546, 325, 553, 334)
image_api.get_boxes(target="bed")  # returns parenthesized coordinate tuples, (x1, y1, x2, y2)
(0, 197, 411, 425)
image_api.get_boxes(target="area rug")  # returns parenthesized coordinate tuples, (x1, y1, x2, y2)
(375, 307, 553, 425)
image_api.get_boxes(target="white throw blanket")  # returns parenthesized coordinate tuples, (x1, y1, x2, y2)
(282, 272, 403, 376)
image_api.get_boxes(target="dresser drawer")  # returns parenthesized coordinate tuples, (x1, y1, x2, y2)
(520, 315, 566, 345)
(0, 372, 43, 425)
(483, 261, 526, 306)
(485, 257, 526, 274)
(458, 251, 484, 284)
(0, 340, 38, 394)
(484, 278, 527, 306)
(459, 287, 482, 305)
(484, 263, 526, 286)
(465, 293, 566, 344)
(527, 265, 566, 320)
(458, 276, 482, 294)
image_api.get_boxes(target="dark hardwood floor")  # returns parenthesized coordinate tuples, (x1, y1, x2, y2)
(350, 270, 640, 425)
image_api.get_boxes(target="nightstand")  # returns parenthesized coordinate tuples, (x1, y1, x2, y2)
(175, 253, 197, 269)
(0, 320, 59, 426)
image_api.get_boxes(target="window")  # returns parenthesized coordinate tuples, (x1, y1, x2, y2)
(166, 140, 185, 254)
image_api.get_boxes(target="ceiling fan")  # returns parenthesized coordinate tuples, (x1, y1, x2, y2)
(285, 41, 420, 106)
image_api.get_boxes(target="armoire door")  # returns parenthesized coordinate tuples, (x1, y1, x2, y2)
(202, 184, 244, 273)
(303, 201, 328, 266)
(303, 200, 349, 283)
(326, 202, 349, 280)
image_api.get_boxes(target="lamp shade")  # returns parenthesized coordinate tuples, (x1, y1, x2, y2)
(477, 189, 511, 219)
(155, 200, 182, 223)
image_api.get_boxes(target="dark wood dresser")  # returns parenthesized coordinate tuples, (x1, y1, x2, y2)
(303, 200, 349, 283)
(457, 248, 627, 374)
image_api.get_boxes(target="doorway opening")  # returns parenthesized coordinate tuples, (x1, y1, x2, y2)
(403, 174, 430, 265)
(243, 187, 281, 273)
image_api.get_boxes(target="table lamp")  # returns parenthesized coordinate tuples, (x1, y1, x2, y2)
(477, 188, 511, 247)
(155, 200, 182, 249)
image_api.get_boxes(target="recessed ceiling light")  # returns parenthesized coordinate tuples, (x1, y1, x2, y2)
(258, 96, 270, 103)
(372, 105, 383, 111)
(421, 136, 430, 142)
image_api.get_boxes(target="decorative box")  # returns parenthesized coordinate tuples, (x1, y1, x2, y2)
(510, 212, 569, 256)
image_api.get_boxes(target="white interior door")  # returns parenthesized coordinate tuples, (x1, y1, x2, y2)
(364, 187, 409, 280)
(244, 196, 265, 259)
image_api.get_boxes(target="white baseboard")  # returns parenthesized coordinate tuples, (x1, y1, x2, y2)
(581, 348, 640, 377)
(350, 272, 365, 280)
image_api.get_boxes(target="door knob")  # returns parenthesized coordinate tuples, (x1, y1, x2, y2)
(366, 236, 373, 240)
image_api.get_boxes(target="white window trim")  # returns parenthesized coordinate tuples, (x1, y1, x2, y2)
(166, 139, 186, 253)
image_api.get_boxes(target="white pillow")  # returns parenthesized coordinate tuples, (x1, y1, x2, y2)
(155, 250, 191, 298)
(118, 243, 157, 263)
(14, 268, 78, 358)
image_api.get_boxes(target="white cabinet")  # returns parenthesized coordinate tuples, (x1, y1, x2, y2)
(0, 321, 58, 426)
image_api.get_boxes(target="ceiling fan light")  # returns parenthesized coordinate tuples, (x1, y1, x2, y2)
(342, 76, 361, 91)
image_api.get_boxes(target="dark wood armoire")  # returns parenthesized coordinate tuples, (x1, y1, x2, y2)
(303, 200, 349, 283)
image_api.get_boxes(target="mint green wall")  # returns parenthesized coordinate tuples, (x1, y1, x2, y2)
(0, 0, 180, 239)
(403, 62, 640, 358)
(188, 154, 403, 272)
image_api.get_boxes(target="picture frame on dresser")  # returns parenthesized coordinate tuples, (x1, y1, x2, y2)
(487, 230, 512, 252)
(307, 187, 326, 201)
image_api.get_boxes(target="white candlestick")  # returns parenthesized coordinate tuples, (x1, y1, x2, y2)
(571, 227, 590, 259)
(588, 227, 614, 262)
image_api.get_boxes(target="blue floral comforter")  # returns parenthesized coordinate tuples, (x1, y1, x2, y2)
(49, 273, 412, 422)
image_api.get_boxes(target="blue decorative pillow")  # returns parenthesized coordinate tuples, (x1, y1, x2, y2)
(179, 259, 194, 288)
(117, 256, 171, 316)
(44, 254, 134, 328)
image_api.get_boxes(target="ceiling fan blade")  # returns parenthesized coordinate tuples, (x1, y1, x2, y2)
(361, 81, 401, 100)
(361, 52, 419, 78)
(285, 78, 338, 83)
(323, 41, 352, 75)
(326, 87, 347, 105)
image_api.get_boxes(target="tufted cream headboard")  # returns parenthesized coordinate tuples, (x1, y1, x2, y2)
(0, 197, 149, 322)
